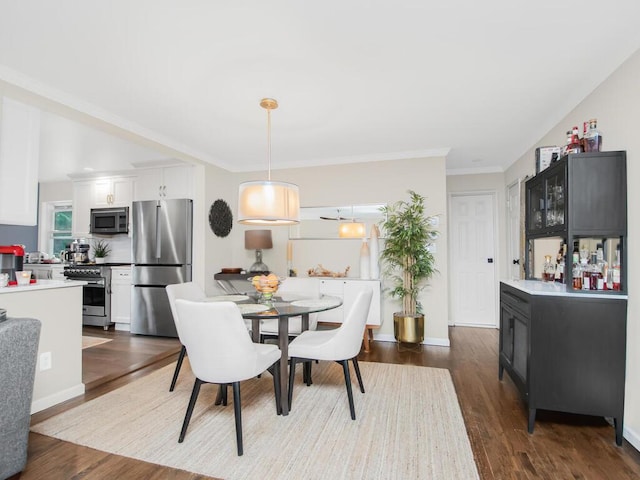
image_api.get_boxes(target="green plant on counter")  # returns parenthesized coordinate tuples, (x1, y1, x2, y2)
(93, 239, 112, 258)
(380, 190, 439, 316)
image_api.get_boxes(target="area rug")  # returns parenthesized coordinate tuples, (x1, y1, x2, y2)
(31, 361, 479, 479)
(81, 336, 113, 349)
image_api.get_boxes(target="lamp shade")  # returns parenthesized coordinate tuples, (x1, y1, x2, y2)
(238, 180, 300, 225)
(244, 229, 273, 250)
(338, 222, 366, 238)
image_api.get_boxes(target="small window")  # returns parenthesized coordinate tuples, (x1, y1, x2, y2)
(49, 203, 73, 256)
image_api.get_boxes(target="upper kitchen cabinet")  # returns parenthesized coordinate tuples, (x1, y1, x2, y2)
(0, 97, 40, 225)
(134, 165, 194, 201)
(72, 175, 134, 236)
(92, 176, 135, 207)
(526, 151, 626, 238)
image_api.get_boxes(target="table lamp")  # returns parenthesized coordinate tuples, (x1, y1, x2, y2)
(245, 229, 273, 273)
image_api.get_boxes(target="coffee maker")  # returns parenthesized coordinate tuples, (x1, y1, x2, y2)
(70, 239, 91, 264)
(0, 245, 25, 282)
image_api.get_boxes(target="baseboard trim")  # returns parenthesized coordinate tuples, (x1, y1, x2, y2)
(624, 425, 640, 453)
(31, 383, 85, 414)
(374, 333, 450, 347)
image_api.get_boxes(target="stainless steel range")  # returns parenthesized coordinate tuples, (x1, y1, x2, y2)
(64, 264, 113, 330)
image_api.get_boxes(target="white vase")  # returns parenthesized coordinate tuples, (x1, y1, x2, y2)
(95, 257, 106, 264)
(360, 240, 370, 279)
(369, 224, 380, 279)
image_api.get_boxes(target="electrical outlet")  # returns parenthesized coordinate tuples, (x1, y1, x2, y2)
(40, 351, 52, 371)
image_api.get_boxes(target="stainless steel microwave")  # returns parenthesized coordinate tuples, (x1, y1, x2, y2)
(90, 207, 129, 234)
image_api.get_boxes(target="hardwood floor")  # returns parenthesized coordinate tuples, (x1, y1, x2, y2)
(16, 326, 640, 479)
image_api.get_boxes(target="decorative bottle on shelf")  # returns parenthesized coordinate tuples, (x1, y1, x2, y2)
(567, 126, 583, 154)
(555, 241, 566, 283)
(572, 252, 582, 289)
(542, 255, 555, 282)
(369, 224, 380, 279)
(611, 246, 621, 291)
(581, 258, 590, 290)
(360, 240, 371, 279)
(584, 118, 603, 152)
(596, 244, 607, 290)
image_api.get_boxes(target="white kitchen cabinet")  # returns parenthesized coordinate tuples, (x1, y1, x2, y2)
(110, 266, 132, 331)
(28, 265, 52, 280)
(0, 97, 40, 225)
(27, 264, 65, 280)
(315, 278, 381, 326)
(93, 176, 134, 207)
(315, 278, 381, 352)
(72, 176, 134, 236)
(134, 165, 193, 200)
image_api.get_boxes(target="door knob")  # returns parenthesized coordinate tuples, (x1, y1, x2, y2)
(488, 258, 494, 263)
(513, 259, 520, 265)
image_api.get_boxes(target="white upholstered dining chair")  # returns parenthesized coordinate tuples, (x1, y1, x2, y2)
(287, 288, 373, 420)
(175, 299, 281, 456)
(166, 282, 207, 392)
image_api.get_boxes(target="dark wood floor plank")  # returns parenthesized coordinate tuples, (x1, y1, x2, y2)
(18, 326, 640, 479)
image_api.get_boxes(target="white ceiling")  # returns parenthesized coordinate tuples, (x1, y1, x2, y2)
(1, 1, 640, 182)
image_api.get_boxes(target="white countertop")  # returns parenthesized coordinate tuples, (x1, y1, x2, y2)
(501, 279, 628, 300)
(0, 279, 86, 294)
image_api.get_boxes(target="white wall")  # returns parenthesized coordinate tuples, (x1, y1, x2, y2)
(505, 48, 640, 451)
(228, 156, 450, 345)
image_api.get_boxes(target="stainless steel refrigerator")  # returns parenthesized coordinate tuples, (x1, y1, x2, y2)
(131, 199, 192, 337)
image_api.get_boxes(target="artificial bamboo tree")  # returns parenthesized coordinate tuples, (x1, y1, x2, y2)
(380, 190, 438, 344)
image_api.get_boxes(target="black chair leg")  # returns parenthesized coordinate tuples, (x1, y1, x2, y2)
(288, 357, 297, 409)
(303, 360, 313, 386)
(232, 382, 243, 456)
(352, 357, 365, 393)
(341, 360, 356, 420)
(179, 378, 202, 442)
(221, 384, 228, 406)
(214, 384, 224, 405)
(170, 345, 187, 392)
(271, 361, 282, 415)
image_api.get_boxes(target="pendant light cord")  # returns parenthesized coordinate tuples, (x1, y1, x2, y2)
(266, 107, 272, 181)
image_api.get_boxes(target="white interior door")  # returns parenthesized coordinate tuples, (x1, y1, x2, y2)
(507, 180, 522, 280)
(449, 193, 497, 327)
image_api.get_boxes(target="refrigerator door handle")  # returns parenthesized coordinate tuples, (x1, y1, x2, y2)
(155, 203, 162, 259)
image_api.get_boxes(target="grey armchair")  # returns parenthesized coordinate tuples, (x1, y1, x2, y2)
(0, 317, 41, 479)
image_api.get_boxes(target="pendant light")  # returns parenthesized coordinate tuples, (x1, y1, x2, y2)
(338, 221, 366, 238)
(238, 98, 300, 225)
(338, 206, 365, 238)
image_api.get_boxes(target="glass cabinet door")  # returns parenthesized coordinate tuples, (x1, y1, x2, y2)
(545, 170, 565, 229)
(528, 179, 544, 231)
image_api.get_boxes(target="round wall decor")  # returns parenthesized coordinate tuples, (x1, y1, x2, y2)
(209, 199, 233, 237)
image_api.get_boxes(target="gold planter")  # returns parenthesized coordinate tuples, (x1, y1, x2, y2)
(393, 313, 424, 344)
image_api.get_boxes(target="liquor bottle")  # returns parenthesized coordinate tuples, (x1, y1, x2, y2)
(542, 255, 555, 282)
(562, 130, 572, 156)
(612, 246, 621, 291)
(584, 118, 603, 152)
(589, 252, 603, 290)
(572, 252, 582, 289)
(581, 258, 590, 290)
(567, 126, 583, 154)
(596, 244, 607, 290)
(555, 241, 565, 283)
(581, 122, 589, 152)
